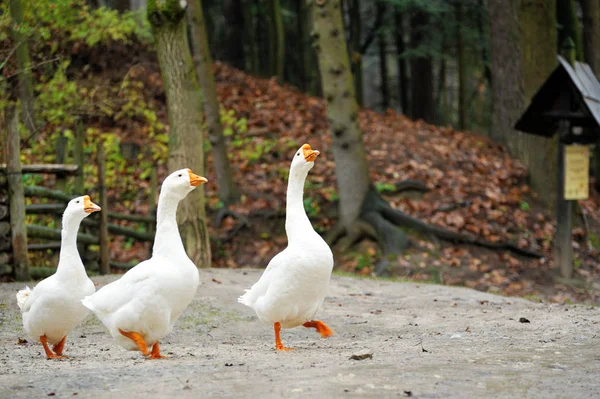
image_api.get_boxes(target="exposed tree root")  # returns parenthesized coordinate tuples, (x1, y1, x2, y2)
(215, 207, 250, 228)
(332, 186, 544, 276)
(393, 179, 430, 194)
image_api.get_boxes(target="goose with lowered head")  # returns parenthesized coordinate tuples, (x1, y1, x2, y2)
(238, 144, 334, 350)
(81, 168, 207, 359)
(16, 195, 101, 359)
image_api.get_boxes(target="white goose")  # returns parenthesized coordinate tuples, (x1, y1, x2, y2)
(16, 195, 100, 359)
(239, 144, 334, 350)
(81, 168, 206, 359)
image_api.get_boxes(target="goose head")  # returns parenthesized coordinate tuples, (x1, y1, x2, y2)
(161, 168, 208, 199)
(290, 143, 320, 173)
(64, 195, 101, 220)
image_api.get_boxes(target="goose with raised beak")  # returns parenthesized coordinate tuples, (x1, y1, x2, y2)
(17, 195, 101, 359)
(82, 168, 207, 359)
(239, 144, 335, 350)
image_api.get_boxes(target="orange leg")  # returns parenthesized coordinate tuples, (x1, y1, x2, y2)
(150, 341, 167, 360)
(274, 322, 294, 351)
(118, 329, 150, 356)
(303, 320, 334, 338)
(52, 336, 66, 356)
(40, 336, 67, 359)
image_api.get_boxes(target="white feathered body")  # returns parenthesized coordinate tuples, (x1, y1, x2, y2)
(18, 273, 95, 344)
(82, 253, 200, 350)
(239, 220, 333, 329)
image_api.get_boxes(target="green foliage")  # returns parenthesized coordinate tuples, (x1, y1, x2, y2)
(303, 196, 320, 218)
(0, 0, 151, 53)
(519, 200, 531, 211)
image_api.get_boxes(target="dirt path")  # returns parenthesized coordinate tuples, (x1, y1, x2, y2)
(0, 268, 598, 398)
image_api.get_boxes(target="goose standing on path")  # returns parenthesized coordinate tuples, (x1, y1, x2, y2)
(238, 144, 335, 351)
(16, 196, 101, 359)
(81, 168, 207, 359)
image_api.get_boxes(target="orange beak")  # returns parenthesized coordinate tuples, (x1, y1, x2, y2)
(83, 195, 101, 213)
(302, 144, 320, 163)
(188, 169, 208, 187)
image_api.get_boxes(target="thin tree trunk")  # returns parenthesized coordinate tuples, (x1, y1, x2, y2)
(9, 0, 36, 133)
(223, 0, 245, 70)
(310, 0, 371, 229)
(456, 1, 468, 130)
(557, 0, 584, 61)
(187, 0, 239, 206)
(349, 0, 363, 105)
(376, 2, 389, 110)
(97, 141, 110, 275)
(394, 10, 409, 115)
(242, 0, 259, 74)
(266, 0, 285, 81)
(409, 10, 435, 123)
(147, 0, 211, 267)
(582, 0, 600, 191)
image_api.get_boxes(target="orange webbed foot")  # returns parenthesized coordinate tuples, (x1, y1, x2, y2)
(274, 322, 295, 351)
(118, 329, 150, 356)
(40, 336, 68, 359)
(303, 320, 334, 338)
(149, 342, 167, 360)
(52, 336, 66, 356)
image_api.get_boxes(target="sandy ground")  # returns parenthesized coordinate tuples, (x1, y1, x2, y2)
(0, 268, 598, 399)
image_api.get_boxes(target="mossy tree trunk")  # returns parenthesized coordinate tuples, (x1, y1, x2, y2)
(557, 0, 584, 61)
(9, 0, 36, 133)
(349, 0, 363, 106)
(266, 0, 285, 81)
(518, 0, 558, 208)
(187, 0, 240, 208)
(147, 0, 211, 267)
(376, 1, 389, 110)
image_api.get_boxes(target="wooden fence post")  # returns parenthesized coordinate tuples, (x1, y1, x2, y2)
(74, 119, 85, 194)
(5, 105, 30, 281)
(97, 141, 109, 275)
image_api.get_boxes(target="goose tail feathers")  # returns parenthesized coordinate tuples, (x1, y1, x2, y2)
(16, 286, 32, 310)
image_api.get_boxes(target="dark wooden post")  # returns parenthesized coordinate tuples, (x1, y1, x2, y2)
(5, 105, 30, 281)
(555, 120, 573, 278)
(97, 141, 109, 275)
(74, 119, 85, 194)
(55, 132, 68, 192)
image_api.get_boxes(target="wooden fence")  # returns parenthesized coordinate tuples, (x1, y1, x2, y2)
(1, 107, 157, 281)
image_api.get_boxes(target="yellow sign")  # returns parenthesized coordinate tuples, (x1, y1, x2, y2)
(564, 145, 589, 200)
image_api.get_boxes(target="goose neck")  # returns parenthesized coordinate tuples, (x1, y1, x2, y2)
(285, 167, 312, 240)
(152, 191, 186, 256)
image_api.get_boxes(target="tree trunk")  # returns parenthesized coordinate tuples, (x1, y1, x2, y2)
(456, 1, 468, 130)
(394, 10, 409, 115)
(242, 0, 259, 74)
(349, 0, 363, 106)
(582, 0, 600, 191)
(557, 0, 584, 61)
(147, 0, 211, 267)
(310, 0, 371, 229)
(223, 0, 245, 70)
(409, 10, 435, 123)
(376, 2, 389, 110)
(518, 0, 558, 208)
(266, 0, 285, 81)
(9, 0, 36, 133)
(187, 0, 240, 207)
(488, 0, 523, 151)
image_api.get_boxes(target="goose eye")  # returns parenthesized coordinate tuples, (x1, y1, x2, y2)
(76, 200, 80, 204)
(178, 174, 182, 177)
(297, 153, 300, 156)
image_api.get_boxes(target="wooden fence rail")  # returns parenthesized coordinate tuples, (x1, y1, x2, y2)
(0, 111, 157, 280)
